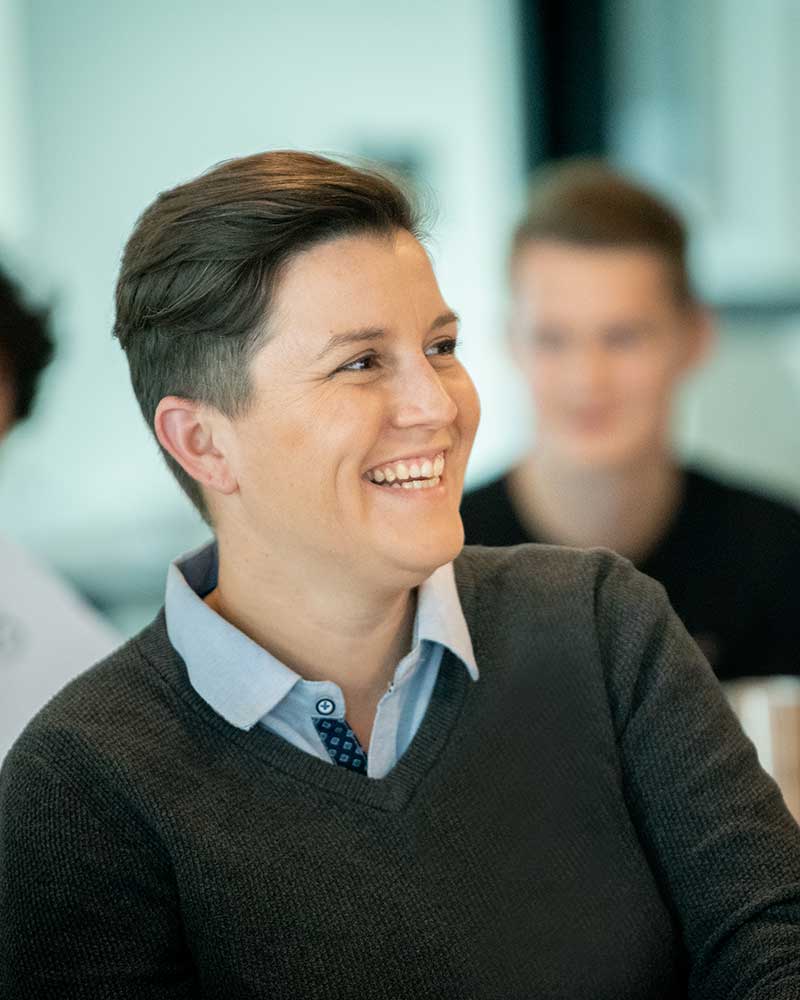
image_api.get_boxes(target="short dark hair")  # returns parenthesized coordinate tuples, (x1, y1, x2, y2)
(511, 158, 693, 303)
(114, 151, 422, 521)
(0, 266, 54, 426)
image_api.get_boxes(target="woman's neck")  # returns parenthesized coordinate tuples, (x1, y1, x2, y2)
(204, 538, 417, 749)
(509, 448, 683, 564)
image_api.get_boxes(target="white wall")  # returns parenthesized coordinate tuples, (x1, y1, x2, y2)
(608, 0, 800, 501)
(0, 0, 31, 250)
(677, 320, 800, 502)
(611, 0, 800, 306)
(0, 0, 526, 620)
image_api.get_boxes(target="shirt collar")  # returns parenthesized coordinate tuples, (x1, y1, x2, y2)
(415, 561, 478, 681)
(165, 540, 478, 730)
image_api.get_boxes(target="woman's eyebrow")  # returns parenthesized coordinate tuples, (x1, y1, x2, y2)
(313, 311, 460, 364)
(312, 328, 386, 363)
(431, 310, 460, 332)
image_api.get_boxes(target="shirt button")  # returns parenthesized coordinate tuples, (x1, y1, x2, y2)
(316, 698, 336, 716)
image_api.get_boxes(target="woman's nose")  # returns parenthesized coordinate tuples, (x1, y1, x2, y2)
(390, 359, 458, 430)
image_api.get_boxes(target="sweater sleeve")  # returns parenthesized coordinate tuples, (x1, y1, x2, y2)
(595, 555, 800, 1000)
(0, 745, 197, 999)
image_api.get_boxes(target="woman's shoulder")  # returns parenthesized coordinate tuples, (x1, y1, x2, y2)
(454, 543, 671, 660)
(455, 542, 659, 601)
(455, 543, 665, 649)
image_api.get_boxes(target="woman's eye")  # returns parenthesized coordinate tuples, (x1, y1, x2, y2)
(334, 338, 458, 376)
(425, 337, 459, 357)
(337, 353, 378, 373)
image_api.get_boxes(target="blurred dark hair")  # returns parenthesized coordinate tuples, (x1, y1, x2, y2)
(114, 150, 422, 521)
(0, 266, 55, 425)
(511, 158, 693, 303)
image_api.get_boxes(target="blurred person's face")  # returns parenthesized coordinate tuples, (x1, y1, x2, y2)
(509, 241, 710, 469)
(161, 230, 480, 589)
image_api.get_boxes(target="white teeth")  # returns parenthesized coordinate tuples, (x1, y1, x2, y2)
(392, 476, 441, 492)
(367, 452, 445, 484)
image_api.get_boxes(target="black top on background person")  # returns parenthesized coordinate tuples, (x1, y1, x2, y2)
(462, 158, 800, 680)
(462, 467, 800, 678)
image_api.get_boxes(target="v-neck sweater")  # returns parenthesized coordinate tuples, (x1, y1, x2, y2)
(2, 544, 800, 999)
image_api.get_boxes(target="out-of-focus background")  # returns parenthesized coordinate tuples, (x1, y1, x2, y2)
(1, 0, 798, 635)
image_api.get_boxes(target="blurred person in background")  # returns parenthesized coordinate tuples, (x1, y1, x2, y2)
(1, 152, 799, 997)
(462, 160, 800, 680)
(0, 266, 119, 763)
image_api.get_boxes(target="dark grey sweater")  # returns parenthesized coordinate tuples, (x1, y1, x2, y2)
(1, 545, 800, 999)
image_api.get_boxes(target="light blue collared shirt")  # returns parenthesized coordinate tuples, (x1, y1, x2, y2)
(164, 542, 478, 779)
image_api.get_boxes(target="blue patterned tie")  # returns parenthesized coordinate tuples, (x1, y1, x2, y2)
(313, 717, 368, 774)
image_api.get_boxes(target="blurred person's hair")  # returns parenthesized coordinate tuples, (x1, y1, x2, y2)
(113, 150, 423, 522)
(511, 158, 694, 304)
(0, 266, 54, 426)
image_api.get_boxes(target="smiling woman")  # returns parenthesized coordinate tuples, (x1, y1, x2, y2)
(1, 151, 799, 999)
(156, 227, 480, 754)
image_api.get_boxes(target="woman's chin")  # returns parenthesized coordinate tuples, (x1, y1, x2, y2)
(378, 518, 465, 582)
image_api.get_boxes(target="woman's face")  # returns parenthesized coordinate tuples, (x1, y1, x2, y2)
(217, 230, 480, 589)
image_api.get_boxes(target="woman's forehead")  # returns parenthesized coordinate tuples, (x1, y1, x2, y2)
(267, 232, 446, 343)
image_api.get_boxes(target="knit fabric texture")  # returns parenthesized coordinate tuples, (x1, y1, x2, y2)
(1, 544, 800, 999)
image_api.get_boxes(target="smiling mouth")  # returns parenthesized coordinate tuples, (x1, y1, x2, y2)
(365, 452, 445, 490)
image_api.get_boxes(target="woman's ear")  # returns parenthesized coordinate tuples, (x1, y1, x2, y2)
(154, 396, 239, 497)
